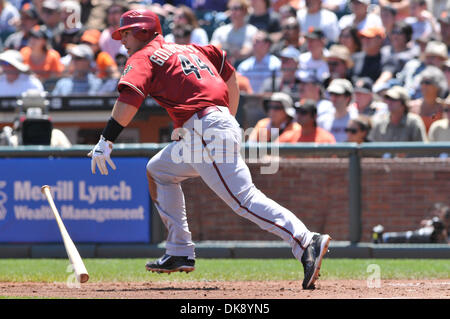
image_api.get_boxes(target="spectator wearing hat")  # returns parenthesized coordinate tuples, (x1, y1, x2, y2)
(399, 40, 449, 100)
(369, 86, 428, 142)
(210, 0, 258, 67)
(326, 78, 359, 142)
(39, 0, 64, 41)
(99, 3, 128, 63)
(261, 46, 300, 96)
(270, 16, 306, 56)
(409, 66, 448, 132)
(0, 49, 44, 97)
(4, 3, 39, 51)
(248, 92, 301, 142)
(19, 26, 64, 84)
(345, 114, 372, 143)
(279, 99, 335, 143)
(352, 26, 398, 92)
(351, 77, 388, 118)
(297, 27, 329, 83)
(297, 71, 335, 132)
(81, 29, 120, 80)
(296, 0, 339, 44)
(324, 44, 353, 84)
(53, 0, 85, 57)
(443, 59, 450, 97)
(338, 0, 382, 32)
(237, 30, 281, 93)
(52, 44, 102, 96)
(0, 0, 20, 42)
(428, 95, 450, 141)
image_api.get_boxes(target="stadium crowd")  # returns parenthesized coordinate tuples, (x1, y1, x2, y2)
(0, 0, 449, 144)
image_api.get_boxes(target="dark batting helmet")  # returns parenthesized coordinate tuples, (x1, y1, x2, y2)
(111, 9, 162, 42)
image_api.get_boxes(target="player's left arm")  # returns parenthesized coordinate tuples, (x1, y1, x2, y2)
(226, 70, 239, 117)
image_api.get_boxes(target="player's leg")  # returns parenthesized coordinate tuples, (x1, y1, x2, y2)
(145, 141, 199, 272)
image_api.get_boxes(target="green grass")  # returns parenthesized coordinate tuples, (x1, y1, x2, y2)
(0, 259, 448, 283)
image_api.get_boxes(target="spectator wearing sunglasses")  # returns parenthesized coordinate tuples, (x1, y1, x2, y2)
(428, 95, 450, 141)
(248, 92, 301, 142)
(409, 66, 448, 132)
(369, 86, 428, 142)
(351, 77, 388, 118)
(326, 78, 359, 142)
(270, 16, 306, 56)
(278, 99, 335, 143)
(345, 114, 371, 143)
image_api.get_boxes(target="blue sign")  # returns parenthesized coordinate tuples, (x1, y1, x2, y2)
(0, 157, 151, 243)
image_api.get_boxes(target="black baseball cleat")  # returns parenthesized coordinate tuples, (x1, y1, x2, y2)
(145, 254, 195, 274)
(301, 234, 331, 290)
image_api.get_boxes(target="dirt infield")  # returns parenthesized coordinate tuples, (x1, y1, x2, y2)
(0, 279, 449, 299)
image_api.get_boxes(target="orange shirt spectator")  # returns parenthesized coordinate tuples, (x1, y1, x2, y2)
(81, 29, 120, 79)
(248, 92, 301, 142)
(280, 99, 336, 143)
(20, 27, 64, 82)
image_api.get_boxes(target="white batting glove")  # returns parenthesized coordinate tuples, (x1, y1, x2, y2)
(88, 135, 116, 175)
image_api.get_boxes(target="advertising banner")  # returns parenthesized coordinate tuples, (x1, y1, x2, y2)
(0, 157, 151, 243)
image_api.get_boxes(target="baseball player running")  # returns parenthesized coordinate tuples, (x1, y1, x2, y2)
(88, 9, 331, 289)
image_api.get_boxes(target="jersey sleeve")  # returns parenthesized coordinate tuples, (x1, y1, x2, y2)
(117, 57, 152, 100)
(191, 44, 235, 82)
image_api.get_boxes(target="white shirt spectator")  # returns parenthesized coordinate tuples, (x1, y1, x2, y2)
(339, 12, 383, 31)
(0, 73, 44, 97)
(165, 27, 209, 46)
(210, 23, 258, 58)
(99, 28, 125, 61)
(297, 50, 330, 83)
(237, 54, 282, 93)
(296, 7, 339, 43)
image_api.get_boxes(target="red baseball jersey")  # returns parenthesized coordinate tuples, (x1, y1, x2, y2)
(117, 35, 235, 128)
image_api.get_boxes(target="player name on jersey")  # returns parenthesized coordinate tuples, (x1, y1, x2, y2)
(150, 43, 200, 66)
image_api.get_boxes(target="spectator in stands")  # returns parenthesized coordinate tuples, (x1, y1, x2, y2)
(338, 0, 382, 31)
(369, 86, 428, 142)
(428, 96, 450, 141)
(338, 26, 361, 55)
(261, 46, 300, 96)
(345, 114, 371, 143)
(4, 3, 39, 51)
(324, 44, 353, 84)
(81, 29, 120, 80)
(52, 44, 102, 96)
(326, 78, 358, 142)
(378, 0, 410, 20)
(351, 77, 388, 118)
(351, 26, 397, 92)
(210, 0, 258, 67)
(248, 0, 281, 39)
(54, 0, 85, 57)
(0, 49, 44, 97)
(20, 26, 64, 84)
(297, 72, 335, 132)
(99, 3, 128, 62)
(164, 5, 209, 45)
(279, 99, 335, 143)
(170, 23, 194, 45)
(381, 21, 417, 72)
(438, 11, 450, 51)
(247, 92, 301, 142)
(409, 66, 448, 132)
(399, 40, 449, 100)
(237, 30, 281, 94)
(297, 28, 329, 84)
(272, 1, 301, 12)
(270, 16, 306, 56)
(0, 0, 19, 43)
(405, 0, 439, 42)
(39, 0, 64, 42)
(296, 0, 340, 44)
(443, 59, 450, 98)
(277, 3, 298, 19)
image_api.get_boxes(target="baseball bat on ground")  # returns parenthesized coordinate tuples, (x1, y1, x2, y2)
(41, 185, 89, 283)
